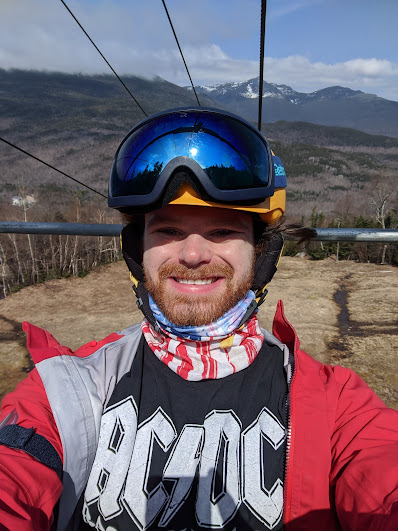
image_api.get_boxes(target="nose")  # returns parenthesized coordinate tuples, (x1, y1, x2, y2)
(178, 233, 212, 267)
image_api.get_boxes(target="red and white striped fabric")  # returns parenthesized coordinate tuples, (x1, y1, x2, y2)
(141, 315, 264, 381)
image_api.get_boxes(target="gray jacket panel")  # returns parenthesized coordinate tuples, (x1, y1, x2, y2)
(36, 323, 142, 530)
(262, 327, 294, 384)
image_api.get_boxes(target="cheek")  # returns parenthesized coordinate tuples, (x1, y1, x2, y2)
(223, 240, 255, 278)
(142, 241, 174, 280)
(142, 247, 158, 281)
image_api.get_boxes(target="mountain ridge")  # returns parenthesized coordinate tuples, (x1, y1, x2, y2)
(190, 77, 398, 138)
(197, 78, 366, 102)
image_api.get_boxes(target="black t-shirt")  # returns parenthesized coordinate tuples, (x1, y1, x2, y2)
(80, 336, 288, 530)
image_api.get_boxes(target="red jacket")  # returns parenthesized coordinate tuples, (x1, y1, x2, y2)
(0, 300, 397, 530)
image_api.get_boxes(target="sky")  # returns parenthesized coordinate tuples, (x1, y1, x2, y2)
(1, 0, 398, 101)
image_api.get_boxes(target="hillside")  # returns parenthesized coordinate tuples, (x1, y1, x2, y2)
(261, 120, 398, 149)
(1, 257, 397, 409)
(0, 69, 397, 224)
(0, 69, 220, 139)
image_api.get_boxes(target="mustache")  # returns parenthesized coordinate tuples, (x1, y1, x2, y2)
(157, 262, 234, 282)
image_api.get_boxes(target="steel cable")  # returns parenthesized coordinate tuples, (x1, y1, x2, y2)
(0, 137, 107, 199)
(161, 0, 201, 106)
(59, 0, 148, 117)
(258, 0, 267, 132)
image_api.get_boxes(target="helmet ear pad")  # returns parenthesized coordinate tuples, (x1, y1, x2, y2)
(121, 221, 161, 330)
(252, 231, 284, 292)
(121, 220, 145, 282)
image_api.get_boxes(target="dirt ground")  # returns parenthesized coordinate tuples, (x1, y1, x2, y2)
(0, 257, 397, 409)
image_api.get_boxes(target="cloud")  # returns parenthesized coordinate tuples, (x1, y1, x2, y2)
(269, 0, 325, 20)
(177, 51, 398, 101)
(0, 0, 397, 101)
(263, 56, 398, 100)
(343, 58, 397, 77)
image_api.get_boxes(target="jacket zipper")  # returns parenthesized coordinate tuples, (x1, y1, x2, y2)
(283, 352, 297, 526)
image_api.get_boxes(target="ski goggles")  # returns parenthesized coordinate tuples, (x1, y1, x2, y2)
(108, 107, 285, 210)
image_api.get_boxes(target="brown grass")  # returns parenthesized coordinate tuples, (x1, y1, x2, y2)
(0, 257, 397, 409)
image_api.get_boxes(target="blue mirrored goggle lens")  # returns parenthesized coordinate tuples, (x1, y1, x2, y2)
(112, 111, 271, 197)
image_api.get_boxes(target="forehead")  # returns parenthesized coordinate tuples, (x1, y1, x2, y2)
(144, 205, 254, 231)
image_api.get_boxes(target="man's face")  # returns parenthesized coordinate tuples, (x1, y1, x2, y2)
(142, 205, 255, 326)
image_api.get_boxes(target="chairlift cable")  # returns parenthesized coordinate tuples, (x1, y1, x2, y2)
(0, 137, 107, 199)
(161, 0, 201, 106)
(58, 0, 148, 117)
(258, 0, 267, 132)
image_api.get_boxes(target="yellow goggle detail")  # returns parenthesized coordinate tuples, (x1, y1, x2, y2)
(169, 183, 285, 223)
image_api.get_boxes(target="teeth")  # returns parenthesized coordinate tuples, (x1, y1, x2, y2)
(176, 278, 215, 285)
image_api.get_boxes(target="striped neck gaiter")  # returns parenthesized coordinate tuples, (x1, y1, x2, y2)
(141, 292, 264, 381)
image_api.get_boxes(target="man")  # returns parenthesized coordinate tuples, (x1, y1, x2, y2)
(0, 108, 397, 530)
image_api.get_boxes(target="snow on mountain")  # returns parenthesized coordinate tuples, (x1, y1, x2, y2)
(191, 78, 365, 105)
(186, 78, 398, 138)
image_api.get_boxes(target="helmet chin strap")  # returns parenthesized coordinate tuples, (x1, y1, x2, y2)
(236, 232, 284, 329)
(121, 225, 160, 331)
(121, 225, 284, 333)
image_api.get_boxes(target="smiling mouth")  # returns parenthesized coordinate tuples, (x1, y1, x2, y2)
(174, 277, 219, 285)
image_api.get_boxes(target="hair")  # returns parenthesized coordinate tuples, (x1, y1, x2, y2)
(253, 216, 316, 256)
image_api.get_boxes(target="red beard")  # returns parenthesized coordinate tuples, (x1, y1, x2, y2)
(145, 262, 254, 326)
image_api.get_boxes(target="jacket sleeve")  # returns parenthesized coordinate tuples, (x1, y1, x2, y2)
(0, 369, 63, 530)
(329, 365, 398, 531)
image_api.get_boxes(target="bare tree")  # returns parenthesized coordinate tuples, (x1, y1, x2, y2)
(0, 242, 8, 299)
(371, 179, 398, 264)
(12, 193, 38, 282)
(7, 233, 25, 284)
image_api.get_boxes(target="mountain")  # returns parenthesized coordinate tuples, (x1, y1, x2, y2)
(192, 78, 398, 138)
(0, 69, 220, 143)
(0, 69, 397, 222)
